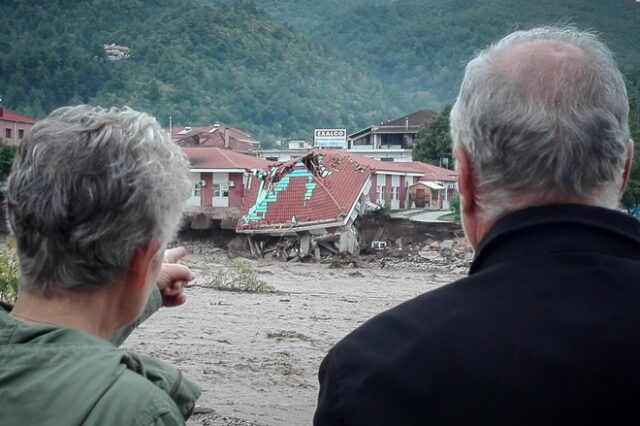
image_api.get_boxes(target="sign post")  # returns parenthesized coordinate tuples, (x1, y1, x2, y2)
(314, 128, 347, 149)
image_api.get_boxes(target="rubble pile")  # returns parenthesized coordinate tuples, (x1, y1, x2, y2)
(232, 228, 359, 263)
(176, 233, 473, 276)
(173, 237, 227, 257)
(363, 237, 473, 274)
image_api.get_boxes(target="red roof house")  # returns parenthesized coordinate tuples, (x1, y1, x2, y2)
(184, 147, 271, 171)
(182, 147, 273, 216)
(172, 124, 259, 153)
(0, 107, 36, 145)
(238, 150, 374, 234)
(407, 161, 457, 182)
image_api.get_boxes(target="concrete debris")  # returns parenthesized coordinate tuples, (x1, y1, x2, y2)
(371, 237, 473, 274)
(191, 213, 212, 230)
(243, 225, 360, 262)
(177, 216, 472, 274)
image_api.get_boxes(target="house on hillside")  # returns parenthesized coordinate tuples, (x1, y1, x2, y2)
(103, 44, 130, 61)
(347, 109, 435, 162)
(171, 124, 260, 153)
(0, 107, 36, 145)
(182, 147, 273, 229)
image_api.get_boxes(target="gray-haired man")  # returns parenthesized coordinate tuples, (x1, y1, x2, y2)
(315, 27, 637, 426)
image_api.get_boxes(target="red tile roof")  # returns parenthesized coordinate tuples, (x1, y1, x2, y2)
(408, 161, 457, 182)
(0, 108, 36, 124)
(335, 151, 422, 175)
(183, 147, 273, 170)
(171, 125, 258, 152)
(238, 150, 373, 232)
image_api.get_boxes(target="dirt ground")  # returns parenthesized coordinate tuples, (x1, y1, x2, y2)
(123, 247, 468, 426)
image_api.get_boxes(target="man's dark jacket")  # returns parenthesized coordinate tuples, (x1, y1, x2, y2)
(314, 204, 640, 426)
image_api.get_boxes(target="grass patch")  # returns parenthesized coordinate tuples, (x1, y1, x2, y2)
(209, 259, 276, 293)
(0, 238, 19, 304)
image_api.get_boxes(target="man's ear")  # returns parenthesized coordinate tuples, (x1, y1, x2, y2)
(621, 140, 634, 193)
(127, 240, 162, 289)
(454, 145, 475, 214)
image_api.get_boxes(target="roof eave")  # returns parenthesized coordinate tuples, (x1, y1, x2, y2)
(237, 217, 348, 234)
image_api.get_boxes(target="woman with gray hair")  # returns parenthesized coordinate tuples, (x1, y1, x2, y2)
(0, 105, 200, 425)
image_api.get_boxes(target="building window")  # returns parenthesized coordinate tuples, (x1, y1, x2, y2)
(376, 185, 385, 202)
(392, 186, 399, 200)
(18, 129, 24, 139)
(193, 183, 201, 197)
(213, 183, 229, 197)
(5, 128, 11, 139)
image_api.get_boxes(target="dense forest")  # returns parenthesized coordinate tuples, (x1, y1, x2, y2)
(242, 0, 640, 106)
(2, 0, 640, 141)
(0, 0, 404, 139)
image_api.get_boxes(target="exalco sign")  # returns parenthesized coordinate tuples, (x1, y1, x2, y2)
(315, 129, 346, 137)
(314, 128, 347, 149)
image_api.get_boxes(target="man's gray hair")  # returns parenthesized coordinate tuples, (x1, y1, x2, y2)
(450, 26, 631, 223)
(6, 105, 191, 296)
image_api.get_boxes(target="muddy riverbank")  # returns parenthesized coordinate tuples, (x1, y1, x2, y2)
(123, 243, 471, 425)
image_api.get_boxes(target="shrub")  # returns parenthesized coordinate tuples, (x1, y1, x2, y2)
(374, 202, 392, 218)
(0, 238, 20, 304)
(449, 193, 461, 221)
(209, 259, 275, 293)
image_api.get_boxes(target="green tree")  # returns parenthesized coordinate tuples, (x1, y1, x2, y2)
(412, 104, 453, 167)
(0, 140, 17, 203)
(449, 193, 461, 221)
(622, 96, 640, 213)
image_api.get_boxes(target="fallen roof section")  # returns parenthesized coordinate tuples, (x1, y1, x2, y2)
(237, 150, 373, 234)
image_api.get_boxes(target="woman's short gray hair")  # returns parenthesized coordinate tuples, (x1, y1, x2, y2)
(450, 26, 631, 222)
(6, 105, 191, 296)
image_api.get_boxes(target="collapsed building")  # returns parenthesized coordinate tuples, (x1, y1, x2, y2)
(236, 151, 373, 260)
(179, 145, 459, 260)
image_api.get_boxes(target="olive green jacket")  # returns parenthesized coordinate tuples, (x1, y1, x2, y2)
(0, 287, 201, 425)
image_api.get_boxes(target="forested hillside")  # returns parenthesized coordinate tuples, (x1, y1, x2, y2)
(242, 0, 640, 105)
(0, 0, 404, 139)
(2, 0, 640, 139)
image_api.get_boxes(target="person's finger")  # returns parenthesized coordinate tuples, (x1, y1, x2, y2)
(162, 292, 187, 307)
(161, 263, 194, 284)
(162, 281, 186, 296)
(164, 246, 187, 263)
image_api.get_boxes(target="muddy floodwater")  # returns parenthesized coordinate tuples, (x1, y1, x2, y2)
(123, 251, 466, 426)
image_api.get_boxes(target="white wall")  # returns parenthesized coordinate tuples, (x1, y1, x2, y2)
(212, 172, 230, 207)
(188, 172, 201, 207)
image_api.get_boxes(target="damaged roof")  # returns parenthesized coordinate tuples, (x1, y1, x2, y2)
(183, 147, 273, 171)
(237, 150, 373, 233)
